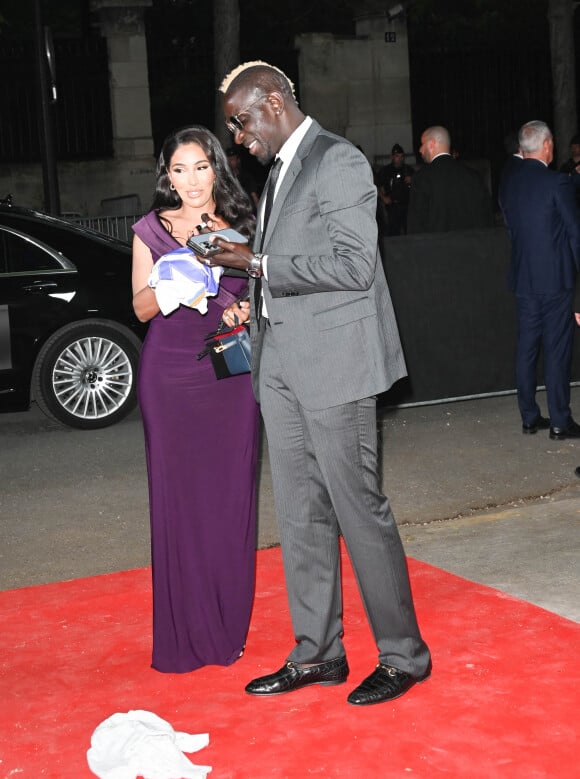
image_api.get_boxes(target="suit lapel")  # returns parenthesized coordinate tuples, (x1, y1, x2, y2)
(257, 120, 322, 251)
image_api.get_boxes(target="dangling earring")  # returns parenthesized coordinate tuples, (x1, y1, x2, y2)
(170, 183, 176, 191)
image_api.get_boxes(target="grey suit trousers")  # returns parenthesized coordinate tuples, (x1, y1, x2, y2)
(259, 326, 431, 677)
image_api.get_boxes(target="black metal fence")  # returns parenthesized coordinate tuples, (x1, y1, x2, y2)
(0, 30, 556, 179)
(0, 35, 112, 163)
(409, 45, 554, 199)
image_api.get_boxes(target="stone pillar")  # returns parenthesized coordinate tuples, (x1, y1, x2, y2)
(90, 0, 154, 159)
(296, 12, 413, 167)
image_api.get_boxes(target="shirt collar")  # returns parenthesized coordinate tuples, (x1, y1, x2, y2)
(277, 116, 313, 168)
(431, 152, 451, 162)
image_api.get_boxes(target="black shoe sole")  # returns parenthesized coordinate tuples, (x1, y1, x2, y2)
(245, 677, 348, 696)
(347, 669, 431, 706)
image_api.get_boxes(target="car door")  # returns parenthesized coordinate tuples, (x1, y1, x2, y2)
(0, 225, 78, 410)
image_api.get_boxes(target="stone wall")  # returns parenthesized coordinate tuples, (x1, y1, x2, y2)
(296, 13, 413, 167)
(1, 10, 415, 214)
(0, 0, 155, 216)
(0, 157, 155, 216)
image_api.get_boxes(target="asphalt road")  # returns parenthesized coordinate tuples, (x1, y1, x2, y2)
(0, 402, 275, 590)
(2, 392, 579, 623)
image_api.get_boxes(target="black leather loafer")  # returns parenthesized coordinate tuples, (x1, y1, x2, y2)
(245, 657, 349, 696)
(522, 416, 550, 434)
(347, 662, 431, 706)
(549, 420, 580, 440)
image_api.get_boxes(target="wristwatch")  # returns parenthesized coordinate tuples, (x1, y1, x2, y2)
(247, 252, 264, 278)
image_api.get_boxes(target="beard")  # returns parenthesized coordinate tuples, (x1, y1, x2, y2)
(253, 138, 275, 166)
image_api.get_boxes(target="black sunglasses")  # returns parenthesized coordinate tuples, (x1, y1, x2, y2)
(226, 94, 267, 135)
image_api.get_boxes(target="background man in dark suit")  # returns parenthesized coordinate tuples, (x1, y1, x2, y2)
(499, 120, 580, 439)
(407, 125, 493, 233)
(499, 130, 524, 191)
(214, 60, 431, 707)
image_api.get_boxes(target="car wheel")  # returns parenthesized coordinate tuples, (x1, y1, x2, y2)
(32, 319, 142, 430)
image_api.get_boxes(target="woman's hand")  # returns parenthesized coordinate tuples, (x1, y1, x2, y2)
(222, 299, 250, 327)
(188, 213, 230, 238)
(204, 212, 229, 232)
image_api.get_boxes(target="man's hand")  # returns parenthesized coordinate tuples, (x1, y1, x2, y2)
(208, 237, 254, 273)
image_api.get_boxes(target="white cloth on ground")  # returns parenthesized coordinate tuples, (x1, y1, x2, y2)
(86, 709, 212, 779)
(148, 247, 223, 316)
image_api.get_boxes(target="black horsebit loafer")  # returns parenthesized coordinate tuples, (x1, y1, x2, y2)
(347, 662, 432, 706)
(245, 656, 349, 696)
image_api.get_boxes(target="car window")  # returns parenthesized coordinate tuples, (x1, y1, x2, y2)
(0, 229, 71, 274)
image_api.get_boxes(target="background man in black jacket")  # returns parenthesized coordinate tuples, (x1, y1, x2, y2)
(407, 125, 493, 234)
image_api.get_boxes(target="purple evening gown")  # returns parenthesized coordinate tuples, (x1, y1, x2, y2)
(133, 211, 260, 673)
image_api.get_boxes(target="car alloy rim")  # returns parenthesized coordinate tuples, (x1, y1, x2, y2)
(51, 336, 134, 419)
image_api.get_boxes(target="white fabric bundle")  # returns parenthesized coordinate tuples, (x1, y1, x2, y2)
(148, 247, 223, 316)
(87, 709, 212, 779)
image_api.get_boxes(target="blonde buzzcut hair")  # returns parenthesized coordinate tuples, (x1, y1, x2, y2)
(219, 60, 296, 99)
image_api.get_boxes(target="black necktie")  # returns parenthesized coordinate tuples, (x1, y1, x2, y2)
(260, 156, 282, 251)
(255, 157, 282, 321)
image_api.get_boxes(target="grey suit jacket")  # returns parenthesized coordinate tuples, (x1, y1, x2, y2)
(250, 119, 407, 410)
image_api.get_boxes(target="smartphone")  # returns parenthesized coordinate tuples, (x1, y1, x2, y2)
(186, 228, 248, 258)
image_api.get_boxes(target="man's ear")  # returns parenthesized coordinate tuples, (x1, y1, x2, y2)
(542, 137, 553, 158)
(266, 92, 284, 116)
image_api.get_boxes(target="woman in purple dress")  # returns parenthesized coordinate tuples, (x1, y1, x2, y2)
(132, 126, 259, 673)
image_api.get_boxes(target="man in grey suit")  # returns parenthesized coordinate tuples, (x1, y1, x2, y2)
(213, 61, 431, 706)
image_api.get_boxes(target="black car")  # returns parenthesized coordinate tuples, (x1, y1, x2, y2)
(0, 201, 147, 429)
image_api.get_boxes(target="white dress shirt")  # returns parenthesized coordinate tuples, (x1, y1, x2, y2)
(261, 116, 313, 281)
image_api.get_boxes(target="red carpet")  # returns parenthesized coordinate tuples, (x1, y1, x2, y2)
(1, 545, 579, 778)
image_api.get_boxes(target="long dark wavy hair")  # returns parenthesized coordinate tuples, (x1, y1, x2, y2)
(150, 125, 255, 241)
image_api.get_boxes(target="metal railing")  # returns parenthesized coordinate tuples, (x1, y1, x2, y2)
(66, 214, 142, 244)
